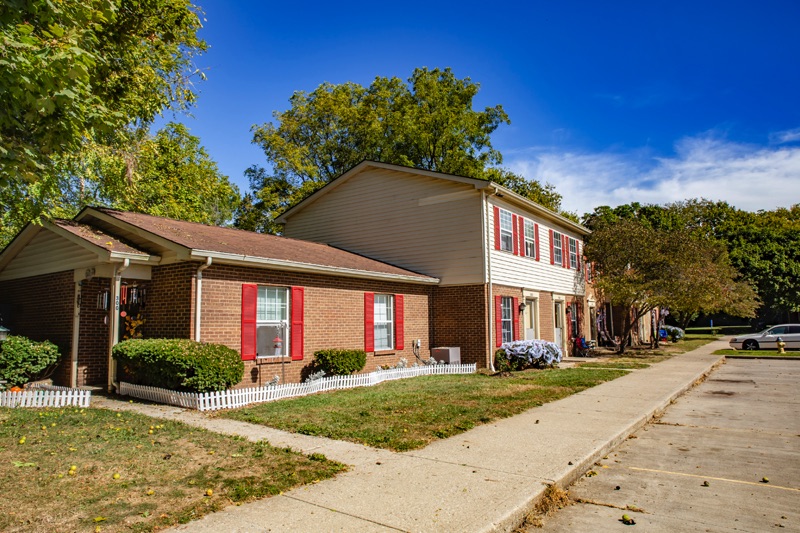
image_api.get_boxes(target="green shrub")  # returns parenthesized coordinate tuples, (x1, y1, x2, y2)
(494, 349, 524, 372)
(0, 335, 61, 387)
(313, 349, 366, 375)
(113, 339, 244, 392)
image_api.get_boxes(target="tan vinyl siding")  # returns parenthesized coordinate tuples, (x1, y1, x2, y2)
(487, 198, 586, 295)
(283, 167, 485, 285)
(0, 229, 99, 281)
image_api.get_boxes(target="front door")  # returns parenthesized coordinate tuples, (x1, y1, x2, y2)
(524, 298, 537, 340)
(554, 301, 564, 351)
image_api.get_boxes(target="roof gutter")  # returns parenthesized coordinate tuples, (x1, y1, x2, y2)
(489, 184, 590, 236)
(190, 251, 440, 285)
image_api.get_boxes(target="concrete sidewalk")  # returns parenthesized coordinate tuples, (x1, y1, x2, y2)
(96, 339, 728, 532)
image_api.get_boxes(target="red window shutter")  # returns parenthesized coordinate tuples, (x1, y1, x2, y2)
(394, 294, 404, 350)
(535, 224, 540, 261)
(563, 235, 570, 268)
(512, 214, 518, 255)
(576, 242, 582, 272)
(290, 286, 304, 360)
(241, 284, 258, 361)
(493, 206, 501, 250)
(495, 295, 503, 347)
(549, 229, 555, 265)
(518, 216, 525, 256)
(513, 297, 520, 340)
(364, 292, 375, 352)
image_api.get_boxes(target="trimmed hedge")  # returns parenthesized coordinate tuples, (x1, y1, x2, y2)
(113, 339, 244, 393)
(313, 349, 367, 375)
(0, 335, 61, 387)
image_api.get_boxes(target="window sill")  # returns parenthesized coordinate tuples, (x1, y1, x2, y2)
(256, 355, 290, 363)
(374, 350, 396, 356)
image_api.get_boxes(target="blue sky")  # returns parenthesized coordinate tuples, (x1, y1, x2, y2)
(165, 0, 800, 214)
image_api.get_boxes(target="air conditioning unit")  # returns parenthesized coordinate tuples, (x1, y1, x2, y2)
(431, 347, 461, 364)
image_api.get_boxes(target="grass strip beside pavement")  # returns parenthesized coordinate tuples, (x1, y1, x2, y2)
(672, 334, 719, 353)
(0, 407, 346, 533)
(219, 368, 628, 452)
(577, 361, 651, 369)
(713, 349, 800, 357)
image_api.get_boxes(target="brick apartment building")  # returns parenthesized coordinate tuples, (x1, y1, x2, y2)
(0, 162, 595, 390)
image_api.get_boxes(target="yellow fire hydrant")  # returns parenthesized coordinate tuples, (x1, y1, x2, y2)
(776, 337, 786, 354)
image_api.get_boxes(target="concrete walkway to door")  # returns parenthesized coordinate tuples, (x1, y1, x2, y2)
(94, 339, 729, 532)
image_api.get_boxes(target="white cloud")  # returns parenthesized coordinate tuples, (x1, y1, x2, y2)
(506, 135, 800, 215)
(770, 128, 800, 144)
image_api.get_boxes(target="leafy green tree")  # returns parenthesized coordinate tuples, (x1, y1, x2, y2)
(0, 0, 206, 186)
(585, 218, 757, 352)
(722, 206, 800, 323)
(584, 200, 798, 325)
(1, 124, 239, 246)
(90, 123, 240, 225)
(240, 67, 564, 232)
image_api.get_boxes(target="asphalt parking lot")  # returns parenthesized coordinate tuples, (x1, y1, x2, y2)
(533, 358, 800, 532)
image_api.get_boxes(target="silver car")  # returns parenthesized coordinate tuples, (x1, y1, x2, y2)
(729, 324, 800, 350)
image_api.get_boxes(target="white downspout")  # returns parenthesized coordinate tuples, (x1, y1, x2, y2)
(108, 258, 129, 392)
(482, 190, 496, 372)
(195, 257, 212, 342)
(70, 281, 81, 388)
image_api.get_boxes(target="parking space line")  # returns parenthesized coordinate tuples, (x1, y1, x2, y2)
(628, 466, 800, 492)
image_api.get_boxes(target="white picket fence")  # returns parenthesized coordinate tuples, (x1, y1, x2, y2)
(120, 363, 477, 412)
(0, 388, 92, 408)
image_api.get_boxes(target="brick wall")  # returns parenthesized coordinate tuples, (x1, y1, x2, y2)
(77, 277, 111, 387)
(143, 263, 194, 339)
(430, 284, 489, 367)
(538, 292, 554, 343)
(0, 271, 75, 386)
(198, 264, 433, 385)
(491, 284, 525, 352)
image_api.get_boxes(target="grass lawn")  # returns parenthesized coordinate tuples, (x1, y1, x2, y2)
(219, 368, 628, 452)
(713, 349, 800, 357)
(674, 333, 720, 353)
(0, 407, 346, 533)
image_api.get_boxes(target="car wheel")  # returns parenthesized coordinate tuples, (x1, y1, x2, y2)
(742, 339, 759, 350)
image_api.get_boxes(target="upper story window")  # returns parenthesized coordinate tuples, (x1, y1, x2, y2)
(552, 231, 563, 266)
(499, 209, 513, 252)
(524, 220, 537, 258)
(374, 294, 395, 350)
(569, 238, 578, 269)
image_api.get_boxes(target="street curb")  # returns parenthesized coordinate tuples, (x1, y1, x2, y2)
(487, 353, 726, 533)
(724, 355, 800, 360)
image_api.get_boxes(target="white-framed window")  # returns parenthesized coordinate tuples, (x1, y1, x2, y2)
(256, 286, 289, 356)
(569, 238, 578, 269)
(524, 220, 536, 258)
(501, 297, 513, 343)
(499, 209, 513, 252)
(553, 231, 563, 266)
(374, 294, 394, 350)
